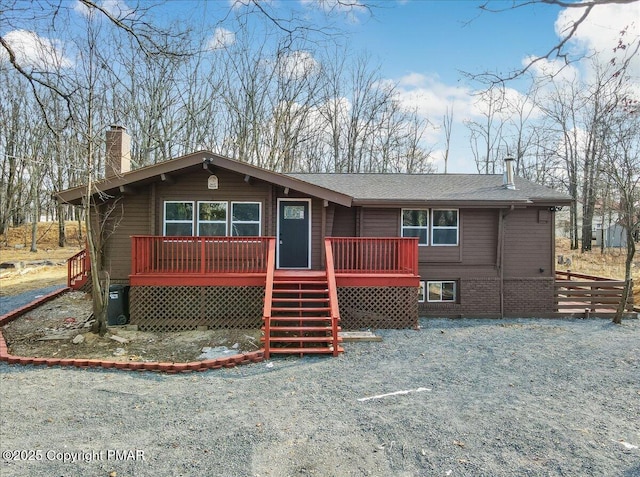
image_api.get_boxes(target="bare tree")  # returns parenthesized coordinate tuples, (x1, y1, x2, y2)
(466, 85, 508, 174)
(475, 0, 640, 82)
(600, 95, 639, 323)
(537, 77, 584, 250)
(1, 0, 190, 334)
(441, 106, 454, 174)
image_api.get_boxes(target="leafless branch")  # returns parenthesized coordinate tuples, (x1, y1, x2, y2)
(0, 35, 72, 132)
(473, 0, 640, 83)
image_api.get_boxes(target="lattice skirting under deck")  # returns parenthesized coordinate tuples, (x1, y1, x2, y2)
(129, 286, 264, 332)
(337, 286, 418, 330)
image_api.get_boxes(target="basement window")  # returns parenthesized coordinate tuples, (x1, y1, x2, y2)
(427, 281, 456, 302)
(418, 281, 426, 303)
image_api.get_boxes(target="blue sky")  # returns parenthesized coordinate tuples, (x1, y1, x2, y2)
(345, 1, 563, 85)
(189, 0, 638, 173)
(3, 0, 639, 173)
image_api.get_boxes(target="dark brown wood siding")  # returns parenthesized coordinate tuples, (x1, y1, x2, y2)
(332, 205, 357, 237)
(418, 209, 498, 280)
(503, 207, 553, 278)
(102, 190, 152, 282)
(360, 208, 398, 237)
(154, 168, 273, 236)
(103, 167, 275, 282)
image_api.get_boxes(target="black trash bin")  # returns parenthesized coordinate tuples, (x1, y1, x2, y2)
(107, 284, 129, 325)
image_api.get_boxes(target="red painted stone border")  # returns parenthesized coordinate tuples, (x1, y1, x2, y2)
(0, 288, 265, 373)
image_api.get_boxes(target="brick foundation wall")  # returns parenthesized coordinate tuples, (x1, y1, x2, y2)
(503, 278, 555, 316)
(419, 277, 554, 318)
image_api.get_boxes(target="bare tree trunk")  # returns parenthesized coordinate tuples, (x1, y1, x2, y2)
(29, 172, 38, 253)
(613, 231, 635, 324)
(57, 206, 66, 247)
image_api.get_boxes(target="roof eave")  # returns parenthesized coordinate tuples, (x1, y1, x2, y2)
(55, 152, 353, 207)
(351, 197, 573, 208)
(351, 199, 534, 208)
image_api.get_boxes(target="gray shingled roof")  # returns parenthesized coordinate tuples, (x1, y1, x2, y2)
(286, 173, 571, 205)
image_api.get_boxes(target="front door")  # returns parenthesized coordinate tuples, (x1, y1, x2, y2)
(277, 199, 311, 268)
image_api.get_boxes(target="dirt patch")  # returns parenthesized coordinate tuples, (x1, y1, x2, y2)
(0, 263, 68, 297)
(0, 221, 84, 296)
(2, 291, 261, 363)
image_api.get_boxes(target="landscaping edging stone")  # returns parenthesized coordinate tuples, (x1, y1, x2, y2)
(0, 288, 265, 373)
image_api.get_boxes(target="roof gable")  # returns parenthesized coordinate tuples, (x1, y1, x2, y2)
(55, 151, 352, 207)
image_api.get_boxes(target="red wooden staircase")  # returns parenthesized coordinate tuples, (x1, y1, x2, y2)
(262, 241, 343, 358)
(67, 249, 90, 290)
(262, 271, 342, 358)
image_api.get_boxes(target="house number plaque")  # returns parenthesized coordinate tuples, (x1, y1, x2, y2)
(208, 175, 219, 190)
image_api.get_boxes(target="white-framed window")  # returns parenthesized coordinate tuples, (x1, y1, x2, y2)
(164, 201, 194, 236)
(418, 281, 426, 303)
(163, 200, 262, 237)
(402, 209, 429, 245)
(431, 209, 458, 246)
(231, 202, 261, 237)
(198, 201, 227, 236)
(427, 281, 456, 302)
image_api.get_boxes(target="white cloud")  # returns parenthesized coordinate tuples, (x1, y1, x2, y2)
(299, 0, 367, 24)
(300, 0, 364, 13)
(277, 50, 319, 81)
(73, 0, 133, 18)
(554, 2, 640, 77)
(207, 27, 236, 50)
(522, 55, 580, 84)
(393, 73, 475, 121)
(0, 30, 73, 70)
(556, 2, 639, 54)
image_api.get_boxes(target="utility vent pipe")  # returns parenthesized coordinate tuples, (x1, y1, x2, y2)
(503, 156, 516, 190)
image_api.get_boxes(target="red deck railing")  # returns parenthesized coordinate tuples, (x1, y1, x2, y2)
(67, 248, 90, 289)
(262, 238, 276, 357)
(326, 237, 419, 275)
(324, 239, 342, 356)
(131, 236, 274, 275)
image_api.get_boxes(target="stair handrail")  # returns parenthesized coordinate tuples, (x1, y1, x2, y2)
(262, 237, 276, 359)
(324, 238, 341, 357)
(67, 248, 89, 289)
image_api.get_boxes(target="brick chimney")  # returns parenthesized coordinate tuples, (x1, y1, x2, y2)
(105, 125, 131, 178)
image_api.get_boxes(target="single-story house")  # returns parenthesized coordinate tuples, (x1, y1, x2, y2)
(56, 126, 572, 356)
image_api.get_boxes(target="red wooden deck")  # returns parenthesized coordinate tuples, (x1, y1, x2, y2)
(128, 236, 420, 288)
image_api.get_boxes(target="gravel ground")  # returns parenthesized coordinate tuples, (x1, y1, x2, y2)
(0, 285, 66, 315)
(1, 317, 638, 477)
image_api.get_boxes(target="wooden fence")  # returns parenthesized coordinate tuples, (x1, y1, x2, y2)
(555, 270, 634, 314)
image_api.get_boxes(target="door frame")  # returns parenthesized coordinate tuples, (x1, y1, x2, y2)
(276, 198, 312, 269)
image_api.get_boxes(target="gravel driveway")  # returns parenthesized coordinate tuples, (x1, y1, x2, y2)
(0, 285, 66, 315)
(1, 318, 638, 477)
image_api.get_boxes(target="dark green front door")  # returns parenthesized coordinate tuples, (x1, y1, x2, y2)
(278, 199, 310, 268)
